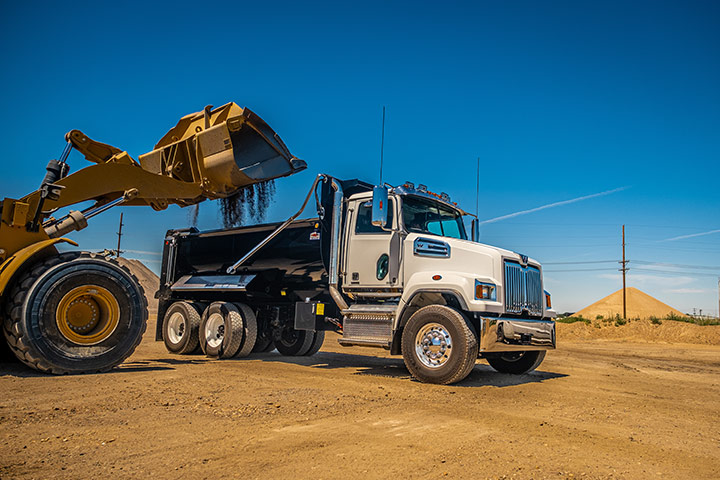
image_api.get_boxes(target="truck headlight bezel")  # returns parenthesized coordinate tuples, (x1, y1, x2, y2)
(475, 280, 496, 301)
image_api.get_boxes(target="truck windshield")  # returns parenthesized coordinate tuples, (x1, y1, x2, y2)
(402, 196, 467, 239)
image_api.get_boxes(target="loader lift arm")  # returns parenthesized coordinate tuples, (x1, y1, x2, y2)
(0, 102, 306, 375)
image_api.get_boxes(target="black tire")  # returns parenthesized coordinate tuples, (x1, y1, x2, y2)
(401, 305, 478, 385)
(2, 252, 147, 374)
(486, 351, 546, 374)
(162, 301, 202, 354)
(252, 310, 274, 353)
(274, 327, 314, 356)
(199, 302, 244, 359)
(303, 330, 325, 356)
(233, 303, 258, 358)
(252, 334, 274, 353)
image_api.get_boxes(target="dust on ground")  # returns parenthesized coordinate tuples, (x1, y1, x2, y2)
(1, 318, 719, 480)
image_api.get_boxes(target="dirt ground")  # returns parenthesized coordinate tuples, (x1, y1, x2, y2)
(1, 319, 719, 480)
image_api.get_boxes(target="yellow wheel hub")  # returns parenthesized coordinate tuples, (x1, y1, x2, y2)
(56, 285, 120, 345)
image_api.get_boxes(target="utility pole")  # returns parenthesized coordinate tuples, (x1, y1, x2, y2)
(116, 212, 124, 257)
(619, 225, 628, 319)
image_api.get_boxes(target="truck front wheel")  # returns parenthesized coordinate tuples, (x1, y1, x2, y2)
(3, 252, 147, 374)
(485, 351, 545, 374)
(401, 305, 478, 385)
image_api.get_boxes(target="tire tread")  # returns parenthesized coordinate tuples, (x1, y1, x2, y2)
(2, 252, 147, 374)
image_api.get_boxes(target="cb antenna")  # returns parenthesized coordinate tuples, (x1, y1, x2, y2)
(476, 156, 480, 218)
(379, 106, 386, 184)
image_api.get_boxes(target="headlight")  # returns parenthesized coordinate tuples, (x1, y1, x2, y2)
(475, 281, 496, 301)
(544, 290, 552, 309)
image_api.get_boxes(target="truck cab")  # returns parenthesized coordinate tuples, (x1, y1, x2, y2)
(338, 182, 555, 375)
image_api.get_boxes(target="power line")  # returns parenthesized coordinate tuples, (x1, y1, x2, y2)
(543, 260, 618, 265)
(544, 268, 618, 272)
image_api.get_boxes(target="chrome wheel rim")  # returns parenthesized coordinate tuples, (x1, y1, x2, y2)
(415, 323, 452, 368)
(205, 313, 225, 349)
(167, 312, 185, 345)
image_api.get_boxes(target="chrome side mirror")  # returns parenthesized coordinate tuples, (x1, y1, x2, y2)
(371, 186, 389, 228)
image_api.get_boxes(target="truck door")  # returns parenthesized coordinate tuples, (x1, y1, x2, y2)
(344, 197, 401, 290)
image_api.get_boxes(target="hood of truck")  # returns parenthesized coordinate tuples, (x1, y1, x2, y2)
(402, 232, 547, 315)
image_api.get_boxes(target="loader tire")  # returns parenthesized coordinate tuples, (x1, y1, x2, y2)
(233, 303, 258, 358)
(162, 301, 202, 354)
(199, 302, 244, 359)
(401, 305, 478, 385)
(303, 330, 325, 356)
(2, 252, 147, 374)
(486, 351, 546, 374)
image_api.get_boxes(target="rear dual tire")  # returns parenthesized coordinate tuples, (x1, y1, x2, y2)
(198, 302, 257, 359)
(162, 301, 202, 354)
(274, 326, 325, 357)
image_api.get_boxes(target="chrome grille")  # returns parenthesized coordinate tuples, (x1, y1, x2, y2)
(504, 261, 543, 316)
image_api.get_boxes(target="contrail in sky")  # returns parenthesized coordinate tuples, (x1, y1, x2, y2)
(662, 229, 720, 242)
(479, 186, 628, 225)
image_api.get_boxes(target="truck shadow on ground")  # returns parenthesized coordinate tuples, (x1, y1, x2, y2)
(255, 351, 568, 388)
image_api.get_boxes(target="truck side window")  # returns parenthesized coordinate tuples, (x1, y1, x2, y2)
(355, 200, 394, 234)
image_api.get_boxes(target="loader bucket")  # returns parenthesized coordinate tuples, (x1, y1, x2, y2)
(139, 103, 306, 199)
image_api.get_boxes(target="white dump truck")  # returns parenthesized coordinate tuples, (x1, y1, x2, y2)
(156, 175, 556, 384)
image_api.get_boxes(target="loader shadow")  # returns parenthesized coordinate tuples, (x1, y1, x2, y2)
(0, 361, 48, 378)
(257, 351, 568, 388)
(0, 359, 176, 377)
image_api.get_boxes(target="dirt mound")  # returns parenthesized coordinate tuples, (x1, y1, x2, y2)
(575, 287, 686, 320)
(558, 318, 720, 345)
(116, 258, 159, 314)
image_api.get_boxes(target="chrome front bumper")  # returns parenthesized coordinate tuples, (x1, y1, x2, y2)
(478, 316, 556, 352)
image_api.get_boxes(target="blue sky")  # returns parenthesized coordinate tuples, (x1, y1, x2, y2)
(1, 1, 718, 315)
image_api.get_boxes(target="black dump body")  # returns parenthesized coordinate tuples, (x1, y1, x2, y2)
(155, 176, 374, 340)
(156, 219, 328, 339)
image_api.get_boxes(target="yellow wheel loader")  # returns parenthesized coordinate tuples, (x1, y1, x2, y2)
(0, 103, 306, 374)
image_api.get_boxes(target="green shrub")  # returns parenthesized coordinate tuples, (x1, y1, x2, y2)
(557, 316, 591, 325)
(596, 314, 604, 320)
(650, 316, 662, 325)
(615, 317, 627, 326)
(663, 312, 720, 326)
